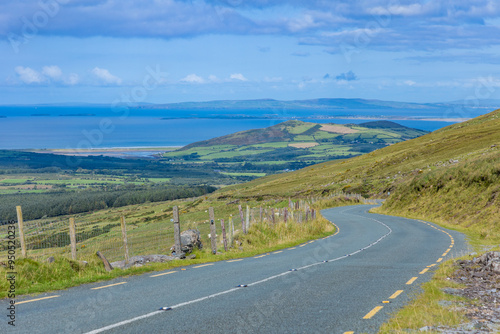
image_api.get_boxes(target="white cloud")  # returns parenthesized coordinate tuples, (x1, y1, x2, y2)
(15, 66, 44, 84)
(404, 80, 416, 86)
(287, 14, 319, 32)
(91, 67, 122, 85)
(369, 4, 425, 16)
(65, 73, 80, 85)
(42, 65, 63, 79)
(208, 75, 220, 82)
(181, 74, 205, 84)
(230, 73, 248, 81)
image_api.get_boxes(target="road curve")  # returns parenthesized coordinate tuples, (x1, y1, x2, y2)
(2, 205, 469, 334)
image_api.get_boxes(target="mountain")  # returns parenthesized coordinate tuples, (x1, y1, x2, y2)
(163, 120, 428, 167)
(143, 98, 440, 111)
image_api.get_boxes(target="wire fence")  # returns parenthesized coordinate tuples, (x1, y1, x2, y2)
(0, 193, 366, 264)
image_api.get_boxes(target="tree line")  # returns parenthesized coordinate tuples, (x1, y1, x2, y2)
(0, 184, 216, 221)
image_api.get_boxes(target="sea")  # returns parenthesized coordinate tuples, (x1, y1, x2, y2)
(0, 106, 468, 150)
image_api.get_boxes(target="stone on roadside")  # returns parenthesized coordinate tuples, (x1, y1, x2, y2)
(170, 229, 203, 255)
(111, 254, 176, 270)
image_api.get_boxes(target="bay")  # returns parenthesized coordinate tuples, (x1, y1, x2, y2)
(0, 106, 460, 149)
(0, 115, 456, 150)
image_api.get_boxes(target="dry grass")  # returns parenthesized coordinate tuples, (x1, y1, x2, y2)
(288, 142, 319, 148)
(320, 124, 358, 134)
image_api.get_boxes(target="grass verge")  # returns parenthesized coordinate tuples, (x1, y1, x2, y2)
(379, 258, 468, 333)
(373, 207, 499, 333)
(0, 197, 359, 299)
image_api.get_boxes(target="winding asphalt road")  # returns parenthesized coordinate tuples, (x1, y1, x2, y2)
(2, 205, 470, 334)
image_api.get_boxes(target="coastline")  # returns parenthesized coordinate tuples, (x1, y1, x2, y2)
(26, 146, 181, 158)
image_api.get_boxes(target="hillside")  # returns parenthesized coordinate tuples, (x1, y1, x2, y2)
(215, 109, 500, 238)
(164, 120, 427, 166)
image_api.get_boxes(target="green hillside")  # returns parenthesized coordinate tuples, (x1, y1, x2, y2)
(163, 120, 427, 167)
(216, 109, 500, 240)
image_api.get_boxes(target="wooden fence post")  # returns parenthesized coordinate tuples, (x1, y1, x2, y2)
(120, 216, 130, 264)
(259, 206, 263, 223)
(173, 206, 182, 255)
(284, 208, 288, 224)
(96, 251, 113, 272)
(15, 206, 27, 258)
(221, 219, 228, 252)
(69, 217, 77, 260)
(238, 205, 246, 234)
(229, 216, 234, 246)
(271, 208, 275, 224)
(209, 207, 217, 254)
(246, 205, 250, 232)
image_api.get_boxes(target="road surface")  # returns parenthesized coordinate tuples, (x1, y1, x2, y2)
(2, 205, 469, 333)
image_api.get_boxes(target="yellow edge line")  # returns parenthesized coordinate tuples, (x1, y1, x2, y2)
(344, 332, 354, 334)
(363, 306, 384, 319)
(91, 282, 127, 290)
(419, 268, 429, 274)
(193, 263, 214, 269)
(17, 295, 60, 305)
(299, 244, 307, 247)
(273, 251, 283, 254)
(389, 290, 403, 299)
(227, 259, 243, 263)
(406, 277, 418, 285)
(254, 255, 267, 258)
(150, 271, 176, 278)
(437, 258, 443, 263)
(289, 247, 296, 250)
(427, 264, 436, 268)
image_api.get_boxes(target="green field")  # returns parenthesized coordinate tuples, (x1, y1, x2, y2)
(163, 120, 427, 170)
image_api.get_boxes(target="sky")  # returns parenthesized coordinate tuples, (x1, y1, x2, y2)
(1, 0, 500, 105)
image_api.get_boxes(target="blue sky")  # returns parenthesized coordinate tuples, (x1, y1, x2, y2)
(1, 0, 500, 104)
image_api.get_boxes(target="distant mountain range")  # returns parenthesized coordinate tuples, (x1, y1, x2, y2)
(143, 98, 500, 111)
(2, 98, 498, 121)
(4, 98, 500, 110)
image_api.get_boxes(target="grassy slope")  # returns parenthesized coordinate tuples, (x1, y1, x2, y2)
(164, 120, 427, 164)
(217, 110, 500, 205)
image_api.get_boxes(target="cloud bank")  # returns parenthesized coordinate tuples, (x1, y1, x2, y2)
(1, 0, 499, 54)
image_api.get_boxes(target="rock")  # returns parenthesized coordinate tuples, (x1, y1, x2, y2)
(438, 300, 453, 308)
(442, 288, 463, 296)
(492, 262, 500, 274)
(46, 256, 55, 263)
(111, 254, 176, 270)
(419, 326, 431, 331)
(170, 229, 203, 255)
(186, 254, 196, 260)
